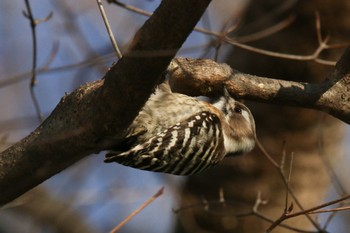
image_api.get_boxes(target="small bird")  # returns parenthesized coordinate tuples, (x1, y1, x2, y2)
(105, 82, 256, 175)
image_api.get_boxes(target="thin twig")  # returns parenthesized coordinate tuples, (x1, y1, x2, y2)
(259, 140, 350, 232)
(252, 204, 316, 233)
(256, 139, 322, 231)
(285, 152, 294, 213)
(107, 0, 152, 17)
(225, 36, 336, 66)
(315, 12, 323, 45)
(23, 0, 44, 122)
(97, 0, 122, 59)
(308, 205, 350, 215)
(252, 191, 267, 213)
(109, 0, 350, 66)
(0, 51, 116, 88)
(173, 199, 243, 214)
(23, 1, 52, 122)
(175, 192, 316, 233)
(236, 15, 295, 43)
(225, 13, 345, 66)
(266, 153, 294, 233)
(255, 139, 279, 168)
(252, 211, 316, 233)
(109, 187, 164, 233)
(281, 194, 350, 218)
(41, 42, 60, 69)
(109, 0, 291, 44)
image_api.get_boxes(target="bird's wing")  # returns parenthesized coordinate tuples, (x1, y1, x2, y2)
(105, 111, 224, 175)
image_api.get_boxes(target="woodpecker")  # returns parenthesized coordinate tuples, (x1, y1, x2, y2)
(105, 82, 256, 175)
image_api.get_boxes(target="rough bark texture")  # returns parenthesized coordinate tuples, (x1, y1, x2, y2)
(0, 0, 211, 206)
(175, 1, 347, 232)
(169, 56, 350, 124)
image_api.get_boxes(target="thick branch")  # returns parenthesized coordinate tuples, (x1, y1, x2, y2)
(168, 49, 350, 124)
(0, 0, 211, 206)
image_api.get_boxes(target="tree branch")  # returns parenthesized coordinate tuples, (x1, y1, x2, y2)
(0, 0, 211, 206)
(168, 48, 350, 124)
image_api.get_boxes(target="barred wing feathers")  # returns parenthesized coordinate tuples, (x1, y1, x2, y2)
(105, 111, 225, 175)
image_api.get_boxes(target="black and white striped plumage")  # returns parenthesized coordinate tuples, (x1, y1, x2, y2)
(105, 82, 256, 175)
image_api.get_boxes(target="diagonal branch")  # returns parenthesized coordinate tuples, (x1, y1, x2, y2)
(0, 0, 211, 206)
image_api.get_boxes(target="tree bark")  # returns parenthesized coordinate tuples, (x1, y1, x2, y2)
(0, 0, 211, 206)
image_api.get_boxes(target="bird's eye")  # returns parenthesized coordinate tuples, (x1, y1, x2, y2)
(234, 107, 242, 114)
